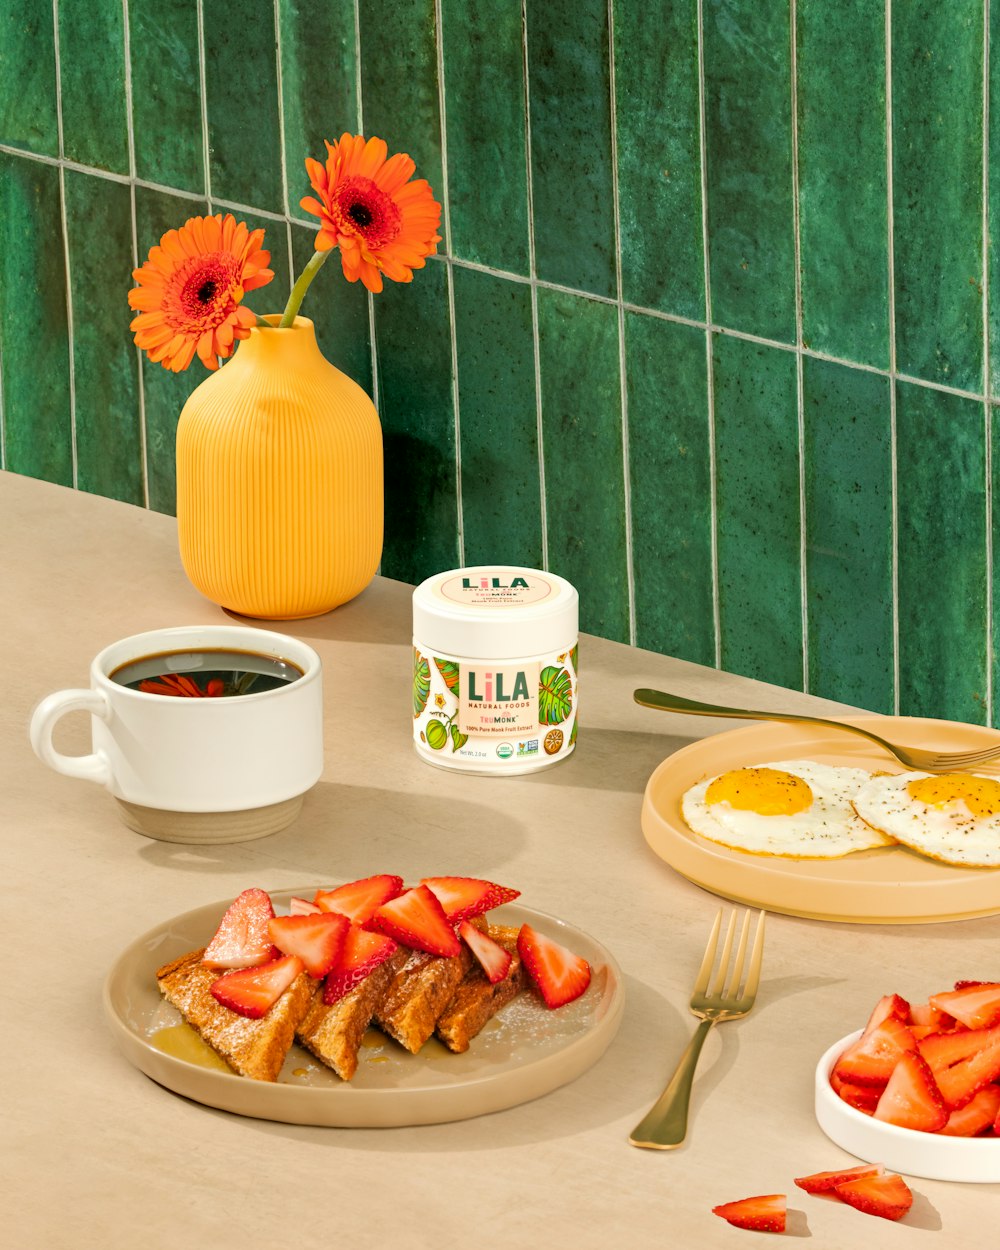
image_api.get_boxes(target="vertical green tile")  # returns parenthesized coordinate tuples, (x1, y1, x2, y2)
(897, 382, 987, 723)
(57, 0, 129, 173)
(375, 262, 458, 582)
(537, 288, 628, 640)
(203, 0, 284, 211)
(0, 153, 72, 483)
(626, 314, 713, 664)
(802, 357, 893, 712)
(614, 0, 704, 319)
(279, 0, 358, 211)
(129, 0, 204, 194)
(702, 0, 796, 342)
(453, 268, 542, 567)
(65, 172, 142, 504)
(290, 224, 372, 391)
(134, 186, 209, 515)
(892, 1, 984, 391)
(987, 1, 1000, 394)
(441, 0, 529, 273)
(797, 0, 889, 369)
(358, 0, 443, 212)
(713, 335, 802, 686)
(526, 0, 616, 299)
(0, 0, 58, 156)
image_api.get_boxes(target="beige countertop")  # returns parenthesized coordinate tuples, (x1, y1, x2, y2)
(3, 468, 997, 1247)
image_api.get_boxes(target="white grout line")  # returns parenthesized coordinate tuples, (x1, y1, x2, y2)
(790, 0, 809, 694)
(696, 0, 722, 670)
(52, 0, 78, 490)
(983, 0, 993, 726)
(885, 0, 900, 716)
(272, 0, 295, 285)
(434, 0, 465, 565)
(607, 0, 637, 645)
(122, 0, 149, 509)
(196, 0, 212, 210)
(521, 0, 548, 571)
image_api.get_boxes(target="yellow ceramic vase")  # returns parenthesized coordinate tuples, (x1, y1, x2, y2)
(175, 316, 382, 619)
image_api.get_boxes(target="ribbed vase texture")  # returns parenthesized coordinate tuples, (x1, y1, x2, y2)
(175, 316, 383, 619)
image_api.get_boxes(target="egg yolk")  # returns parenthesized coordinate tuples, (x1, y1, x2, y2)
(705, 767, 813, 816)
(907, 773, 1000, 818)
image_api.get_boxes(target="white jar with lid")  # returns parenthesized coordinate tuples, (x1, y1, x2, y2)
(412, 565, 579, 774)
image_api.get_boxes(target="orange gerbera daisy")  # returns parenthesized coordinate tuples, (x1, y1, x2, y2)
(300, 134, 442, 294)
(128, 213, 274, 372)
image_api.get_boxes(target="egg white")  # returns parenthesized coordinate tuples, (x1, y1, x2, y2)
(851, 771, 1000, 868)
(681, 759, 895, 859)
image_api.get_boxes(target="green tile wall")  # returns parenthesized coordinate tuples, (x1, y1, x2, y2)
(2, 1, 999, 725)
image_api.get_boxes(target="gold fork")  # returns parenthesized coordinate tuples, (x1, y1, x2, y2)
(634, 688, 1000, 773)
(629, 908, 765, 1150)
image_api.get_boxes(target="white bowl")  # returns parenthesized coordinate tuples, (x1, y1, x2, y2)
(815, 1030, 1000, 1183)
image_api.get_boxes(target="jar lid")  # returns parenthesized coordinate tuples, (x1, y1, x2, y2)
(412, 565, 579, 658)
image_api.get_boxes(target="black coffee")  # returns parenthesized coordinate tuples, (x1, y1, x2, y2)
(110, 648, 303, 698)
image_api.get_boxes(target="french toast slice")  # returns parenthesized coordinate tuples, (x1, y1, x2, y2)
(436, 922, 525, 1053)
(296, 947, 409, 1080)
(374, 943, 475, 1053)
(156, 947, 314, 1082)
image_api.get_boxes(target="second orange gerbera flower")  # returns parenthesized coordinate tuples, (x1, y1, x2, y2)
(300, 134, 442, 294)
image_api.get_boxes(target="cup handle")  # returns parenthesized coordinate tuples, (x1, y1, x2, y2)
(29, 689, 113, 786)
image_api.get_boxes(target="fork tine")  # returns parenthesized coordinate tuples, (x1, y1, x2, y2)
(692, 909, 722, 996)
(723, 910, 752, 998)
(743, 911, 766, 999)
(927, 747, 1000, 770)
(709, 911, 739, 997)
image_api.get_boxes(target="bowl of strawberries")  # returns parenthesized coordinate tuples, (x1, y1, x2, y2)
(815, 981, 1000, 1183)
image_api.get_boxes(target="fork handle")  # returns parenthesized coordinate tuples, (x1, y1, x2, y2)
(628, 1018, 716, 1150)
(633, 689, 898, 758)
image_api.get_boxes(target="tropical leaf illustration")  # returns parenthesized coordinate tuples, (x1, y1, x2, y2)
(413, 649, 431, 717)
(538, 665, 573, 725)
(569, 716, 578, 747)
(570, 643, 578, 674)
(434, 657, 460, 695)
(450, 724, 469, 752)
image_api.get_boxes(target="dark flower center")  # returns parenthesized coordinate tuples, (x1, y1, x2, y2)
(348, 202, 373, 227)
(197, 279, 218, 303)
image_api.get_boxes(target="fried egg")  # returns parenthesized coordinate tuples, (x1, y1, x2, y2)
(681, 759, 894, 858)
(851, 771, 1000, 867)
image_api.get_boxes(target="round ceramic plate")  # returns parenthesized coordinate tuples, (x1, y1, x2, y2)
(103, 891, 625, 1127)
(640, 715, 1000, 924)
(816, 1030, 1000, 1183)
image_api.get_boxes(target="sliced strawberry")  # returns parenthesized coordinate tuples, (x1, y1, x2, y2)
(862, 993, 911, 1037)
(833, 1171, 913, 1222)
(419, 876, 520, 922)
(202, 888, 277, 969)
(909, 1000, 949, 1031)
(314, 874, 404, 927)
(938, 1084, 1000, 1136)
(289, 896, 321, 915)
(711, 1194, 786, 1232)
(323, 925, 399, 1004)
(930, 982, 1000, 1030)
(458, 919, 512, 984)
(830, 1068, 882, 1114)
(210, 954, 304, 1018)
(267, 912, 349, 980)
(794, 1162, 884, 1193)
(928, 1036, 1000, 1110)
(873, 1051, 948, 1131)
(833, 1017, 917, 1086)
(371, 884, 462, 957)
(517, 923, 591, 1009)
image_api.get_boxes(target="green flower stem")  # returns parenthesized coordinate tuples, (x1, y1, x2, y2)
(279, 249, 331, 327)
(254, 313, 274, 328)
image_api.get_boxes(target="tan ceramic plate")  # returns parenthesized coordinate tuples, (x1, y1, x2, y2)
(641, 715, 1000, 924)
(103, 891, 625, 1127)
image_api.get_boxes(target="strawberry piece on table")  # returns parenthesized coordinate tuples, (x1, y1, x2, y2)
(268, 911, 349, 980)
(939, 1084, 1000, 1136)
(371, 884, 462, 957)
(314, 874, 404, 927)
(833, 1017, 917, 1086)
(929, 982, 1000, 1030)
(458, 919, 512, 984)
(862, 993, 911, 1037)
(793, 1162, 885, 1193)
(873, 1051, 948, 1131)
(202, 888, 278, 969)
(210, 954, 304, 1018)
(832, 1171, 913, 1222)
(517, 923, 591, 1009)
(711, 1194, 786, 1232)
(323, 925, 399, 1004)
(420, 876, 520, 922)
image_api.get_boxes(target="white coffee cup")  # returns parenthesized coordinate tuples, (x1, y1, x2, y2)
(29, 624, 323, 844)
